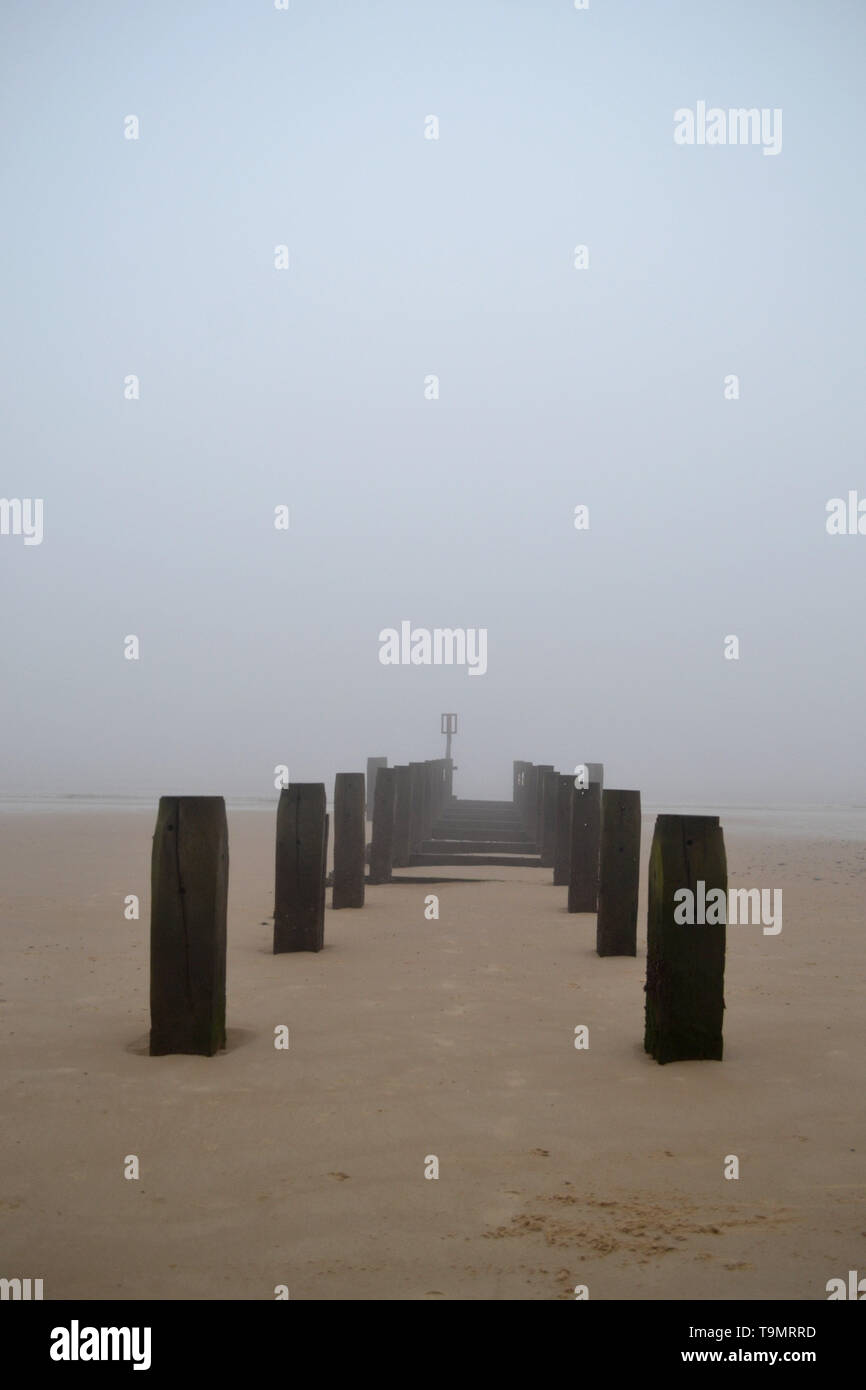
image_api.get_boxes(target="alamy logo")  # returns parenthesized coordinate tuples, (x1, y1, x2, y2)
(0, 1277, 43, 1299)
(50, 1321, 152, 1371)
(0, 498, 43, 545)
(826, 492, 866, 534)
(826, 1270, 866, 1299)
(378, 621, 487, 676)
(674, 882, 782, 935)
(674, 102, 782, 156)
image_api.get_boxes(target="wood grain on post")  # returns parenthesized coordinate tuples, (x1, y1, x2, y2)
(567, 781, 602, 913)
(150, 796, 228, 1057)
(553, 773, 573, 886)
(274, 783, 328, 952)
(333, 772, 366, 908)
(369, 767, 397, 884)
(644, 814, 727, 1063)
(597, 790, 641, 956)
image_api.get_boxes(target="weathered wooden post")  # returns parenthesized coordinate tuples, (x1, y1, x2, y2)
(392, 765, 412, 867)
(430, 760, 445, 824)
(540, 767, 559, 868)
(408, 762, 425, 854)
(423, 761, 435, 840)
(553, 773, 573, 886)
(535, 764, 552, 851)
(333, 772, 365, 908)
(437, 759, 448, 817)
(567, 780, 602, 913)
(523, 764, 537, 838)
(597, 790, 641, 955)
(366, 757, 387, 820)
(369, 767, 397, 884)
(150, 796, 228, 1056)
(517, 761, 531, 826)
(274, 783, 328, 952)
(644, 814, 727, 1063)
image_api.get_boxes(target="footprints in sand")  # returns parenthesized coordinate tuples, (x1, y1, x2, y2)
(483, 1188, 791, 1267)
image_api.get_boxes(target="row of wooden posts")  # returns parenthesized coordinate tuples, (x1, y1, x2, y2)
(512, 760, 641, 949)
(513, 760, 727, 1064)
(150, 760, 727, 1067)
(148, 759, 452, 1058)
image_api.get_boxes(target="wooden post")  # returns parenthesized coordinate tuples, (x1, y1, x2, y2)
(444, 757, 454, 803)
(408, 762, 425, 854)
(369, 767, 397, 884)
(366, 757, 387, 820)
(597, 790, 641, 955)
(274, 784, 328, 952)
(428, 760, 442, 826)
(553, 773, 573, 886)
(515, 761, 531, 825)
(150, 796, 228, 1056)
(333, 772, 365, 908)
(567, 780, 602, 913)
(392, 765, 412, 867)
(540, 767, 559, 868)
(422, 762, 434, 841)
(535, 764, 552, 850)
(644, 814, 727, 1063)
(523, 765, 537, 838)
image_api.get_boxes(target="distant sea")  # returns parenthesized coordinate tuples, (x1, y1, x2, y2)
(0, 795, 865, 840)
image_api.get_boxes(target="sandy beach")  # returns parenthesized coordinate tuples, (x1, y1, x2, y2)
(1, 803, 863, 1301)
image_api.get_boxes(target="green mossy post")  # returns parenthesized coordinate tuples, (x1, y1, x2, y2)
(392, 765, 412, 867)
(366, 757, 387, 820)
(150, 796, 228, 1056)
(644, 814, 727, 1063)
(369, 767, 397, 884)
(567, 781, 602, 913)
(553, 773, 573, 886)
(333, 772, 365, 908)
(273, 783, 328, 952)
(597, 790, 641, 956)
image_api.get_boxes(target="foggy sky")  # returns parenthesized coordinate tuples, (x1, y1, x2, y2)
(2, 0, 864, 806)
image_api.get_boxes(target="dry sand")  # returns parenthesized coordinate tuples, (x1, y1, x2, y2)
(1, 804, 864, 1301)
